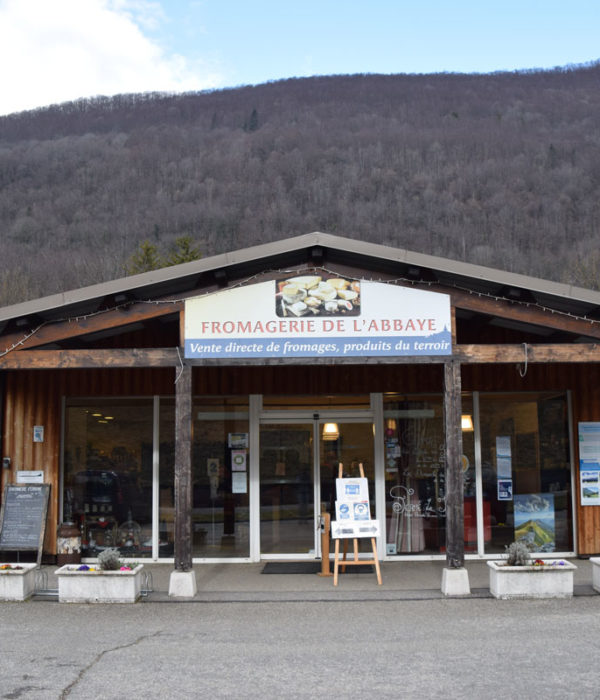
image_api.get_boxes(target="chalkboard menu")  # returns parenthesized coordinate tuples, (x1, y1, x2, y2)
(0, 484, 50, 565)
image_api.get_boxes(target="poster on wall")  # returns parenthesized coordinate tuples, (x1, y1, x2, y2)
(231, 450, 247, 472)
(514, 493, 555, 552)
(495, 436, 512, 478)
(184, 278, 452, 360)
(578, 422, 600, 505)
(228, 433, 248, 449)
(231, 471, 247, 494)
(497, 479, 513, 501)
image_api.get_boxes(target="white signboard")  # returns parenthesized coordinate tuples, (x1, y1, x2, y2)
(336, 477, 369, 502)
(332, 475, 379, 539)
(16, 470, 44, 484)
(184, 277, 451, 359)
(331, 520, 381, 539)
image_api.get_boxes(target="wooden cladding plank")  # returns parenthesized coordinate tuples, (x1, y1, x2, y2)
(0, 348, 180, 369)
(0, 372, 62, 555)
(1, 301, 182, 352)
(571, 364, 600, 555)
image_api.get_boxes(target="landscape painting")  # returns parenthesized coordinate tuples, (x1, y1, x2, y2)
(514, 493, 555, 552)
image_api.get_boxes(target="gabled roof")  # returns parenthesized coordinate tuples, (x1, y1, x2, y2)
(1, 231, 600, 338)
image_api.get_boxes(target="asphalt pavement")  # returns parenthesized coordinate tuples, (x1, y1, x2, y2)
(1, 559, 598, 699)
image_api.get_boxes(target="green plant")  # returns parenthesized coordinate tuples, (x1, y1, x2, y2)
(505, 540, 532, 566)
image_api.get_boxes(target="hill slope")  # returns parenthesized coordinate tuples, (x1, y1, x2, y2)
(1, 64, 600, 305)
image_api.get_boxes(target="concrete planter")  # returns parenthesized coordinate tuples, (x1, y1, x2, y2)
(590, 557, 600, 593)
(56, 564, 144, 603)
(488, 560, 576, 599)
(0, 563, 38, 601)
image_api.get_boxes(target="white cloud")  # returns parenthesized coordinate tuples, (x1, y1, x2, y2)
(0, 0, 221, 116)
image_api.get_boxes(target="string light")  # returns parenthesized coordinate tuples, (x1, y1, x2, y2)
(2, 263, 599, 359)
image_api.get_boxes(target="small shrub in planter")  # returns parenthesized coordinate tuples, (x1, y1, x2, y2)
(56, 548, 143, 603)
(504, 541, 532, 567)
(488, 540, 576, 599)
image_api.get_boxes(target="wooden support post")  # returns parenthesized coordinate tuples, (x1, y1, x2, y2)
(444, 360, 464, 569)
(174, 361, 193, 572)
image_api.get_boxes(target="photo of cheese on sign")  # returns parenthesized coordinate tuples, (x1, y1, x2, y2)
(276, 275, 361, 318)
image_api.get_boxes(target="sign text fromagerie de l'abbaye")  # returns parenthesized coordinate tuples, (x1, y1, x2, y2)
(184, 275, 452, 359)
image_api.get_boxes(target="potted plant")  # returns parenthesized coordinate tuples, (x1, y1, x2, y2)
(487, 541, 576, 599)
(55, 548, 144, 603)
(0, 562, 38, 601)
(590, 557, 600, 593)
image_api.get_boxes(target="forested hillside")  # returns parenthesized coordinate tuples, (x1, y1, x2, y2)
(1, 63, 600, 306)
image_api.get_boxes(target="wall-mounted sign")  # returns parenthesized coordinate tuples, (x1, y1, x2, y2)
(33, 426, 44, 443)
(578, 422, 600, 505)
(184, 277, 451, 359)
(16, 471, 44, 484)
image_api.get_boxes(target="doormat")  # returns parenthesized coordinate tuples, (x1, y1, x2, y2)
(261, 562, 321, 574)
(261, 562, 374, 574)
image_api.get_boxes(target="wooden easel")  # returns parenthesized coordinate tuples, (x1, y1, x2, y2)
(333, 463, 382, 586)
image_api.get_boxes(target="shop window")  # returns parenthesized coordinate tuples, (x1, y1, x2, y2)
(158, 397, 251, 558)
(383, 394, 475, 556)
(480, 392, 572, 554)
(63, 399, 154, 558)
(193, 399, 250, 557)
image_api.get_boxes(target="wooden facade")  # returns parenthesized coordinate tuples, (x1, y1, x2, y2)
(2, 233, 600, 560)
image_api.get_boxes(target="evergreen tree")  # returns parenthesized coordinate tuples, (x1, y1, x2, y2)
(165, 235, 202, 266)
(126, 240, 163, 274)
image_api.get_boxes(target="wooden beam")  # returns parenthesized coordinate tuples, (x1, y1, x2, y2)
(0, 348, 180, 369)
(0, 301, 182, 352)
(449, 288, 600, 340)
(174, 363, 193, 572)
(444, 360, 464, 569)
(3, 342, 600, 369)
(454, 343, 600, 364)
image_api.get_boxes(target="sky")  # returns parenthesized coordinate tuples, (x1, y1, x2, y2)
(0, 0, 599, 116)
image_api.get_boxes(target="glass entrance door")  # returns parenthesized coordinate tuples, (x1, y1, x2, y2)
(259, 418, 374, 557)
(319, 421, 375, 527)
(259, 422, 315, 555)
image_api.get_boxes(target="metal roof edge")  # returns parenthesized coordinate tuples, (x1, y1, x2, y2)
(1, 231, 600, 323)
(0, 232, 328, 322)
